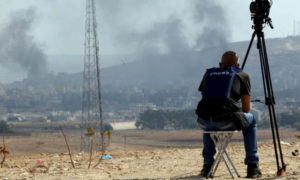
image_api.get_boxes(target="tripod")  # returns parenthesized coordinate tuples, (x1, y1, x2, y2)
(241, 16, 286, 176)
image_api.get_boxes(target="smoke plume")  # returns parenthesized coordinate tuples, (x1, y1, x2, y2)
(98, 0, 230, 60)
(97, 0, 231, 89)
(193, 0, 230, 50)
(0, 8, 47, 80)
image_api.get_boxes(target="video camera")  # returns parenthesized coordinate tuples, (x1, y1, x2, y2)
(249, 0, 273, 29)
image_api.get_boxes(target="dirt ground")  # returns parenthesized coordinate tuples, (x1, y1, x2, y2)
(0, 130, 299, 180)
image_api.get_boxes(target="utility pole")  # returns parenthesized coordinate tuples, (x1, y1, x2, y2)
(80, 0, 104, 152)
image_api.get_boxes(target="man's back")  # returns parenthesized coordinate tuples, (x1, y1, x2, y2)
(197, 51, 261, 178)
(196, 67, 251, 130)
(198, 70, 251, 103)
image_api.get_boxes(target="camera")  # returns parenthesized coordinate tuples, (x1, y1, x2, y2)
(250, 0, 271, 19)
(249, 0, 273, 29)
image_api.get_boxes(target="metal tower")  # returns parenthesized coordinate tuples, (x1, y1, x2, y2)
(80, 0, 103, 152)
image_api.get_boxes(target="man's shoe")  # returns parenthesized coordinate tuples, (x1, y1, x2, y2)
(200, 163, 213, 177)
(247, 163, 262, 178)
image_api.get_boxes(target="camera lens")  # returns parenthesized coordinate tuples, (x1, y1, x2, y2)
(249, 0, 270, 18)
(250, 2, 256, 13)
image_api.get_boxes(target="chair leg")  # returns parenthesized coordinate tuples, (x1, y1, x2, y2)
(223, 155, 234, 179)
(223, 133, 240, 177)
(212, 135, 227, 176)
(206, 133, 240, 178)
(213, 134, 232, 177)
(207, 134, 227, 178)
(225, 150, 241, 177)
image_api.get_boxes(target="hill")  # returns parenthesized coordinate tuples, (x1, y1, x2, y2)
(4, 36, 300, 111)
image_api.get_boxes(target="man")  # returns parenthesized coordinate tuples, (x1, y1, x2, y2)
(196, 51, 262, 178)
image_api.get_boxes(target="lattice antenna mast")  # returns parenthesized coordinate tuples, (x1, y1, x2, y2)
(92, 0, 105, 150)
(80, 0, 104, 152)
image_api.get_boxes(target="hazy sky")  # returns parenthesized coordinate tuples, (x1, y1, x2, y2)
(0, 0, 299, 83)
(1, 0, 299, 55)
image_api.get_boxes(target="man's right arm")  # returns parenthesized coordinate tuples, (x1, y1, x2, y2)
(241, 94, 250, 113)
(239, 72, 251, 113)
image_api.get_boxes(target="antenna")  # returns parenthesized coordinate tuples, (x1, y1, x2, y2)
(296, 21, 300, 36)
(80, 0, 104, 152)
(293, 20, 296, 36)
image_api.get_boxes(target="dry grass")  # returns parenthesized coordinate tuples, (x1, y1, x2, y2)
(0, 140, 299, 179)
(0, 129, 299, 179)
(2, 129, 300, 156)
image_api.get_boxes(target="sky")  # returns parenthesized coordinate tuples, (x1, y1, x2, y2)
(0, 0, 299, 83)
(1, 0, 299, 55)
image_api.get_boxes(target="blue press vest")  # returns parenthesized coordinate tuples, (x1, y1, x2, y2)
(202, 66, 241, 99)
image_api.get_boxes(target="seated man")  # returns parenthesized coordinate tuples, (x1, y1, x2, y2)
(195, 51, 262, 178)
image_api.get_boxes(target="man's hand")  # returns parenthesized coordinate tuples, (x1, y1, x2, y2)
(241, 94, 251, 113)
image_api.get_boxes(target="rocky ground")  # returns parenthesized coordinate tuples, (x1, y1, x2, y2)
(0, 140, 299, 180)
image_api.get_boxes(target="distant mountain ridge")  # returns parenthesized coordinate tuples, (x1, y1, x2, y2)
(99, 36, 300, 92)
(8, 36, 300, 93)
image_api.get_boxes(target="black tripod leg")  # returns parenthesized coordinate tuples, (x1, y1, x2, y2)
(261, 33, 276, 104)
(242, 32, 256, 70)
(257, 35, 281, 173)
(261, 34, 286, 172)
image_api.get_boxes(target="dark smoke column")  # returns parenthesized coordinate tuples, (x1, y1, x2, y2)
(0, 8, 47, 81)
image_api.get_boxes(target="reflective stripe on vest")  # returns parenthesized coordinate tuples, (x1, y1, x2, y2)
(202, 66, 241, 99)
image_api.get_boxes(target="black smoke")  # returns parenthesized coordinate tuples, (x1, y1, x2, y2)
(96, 0, 231, 89)
(0, 8, 47, 80)
(98, 0, 230, 58)
(192, 0, 230, 50)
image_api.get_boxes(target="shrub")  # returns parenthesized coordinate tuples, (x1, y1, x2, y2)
(0, 121, 9, 133)
(136, 109, 198, 130)
(104, 123, 113, 131)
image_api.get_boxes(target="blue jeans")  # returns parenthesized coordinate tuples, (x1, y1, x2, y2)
(197, 113, 259, 165)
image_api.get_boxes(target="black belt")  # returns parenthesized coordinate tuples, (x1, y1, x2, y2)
(199, 113, 233, 122)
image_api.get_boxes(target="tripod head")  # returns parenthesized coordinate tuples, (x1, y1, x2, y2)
(250, 0, 274, 31)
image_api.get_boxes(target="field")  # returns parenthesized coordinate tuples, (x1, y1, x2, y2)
(0, 128, 300, 179)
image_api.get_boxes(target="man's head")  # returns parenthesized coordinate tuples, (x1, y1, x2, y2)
(219, 51, 240, 68)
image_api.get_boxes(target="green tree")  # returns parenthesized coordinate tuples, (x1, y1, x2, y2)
(278, 111, 300, 128)
(104, 122, 114, 131)
(136, 110, 168, 129)
(135, 109, 198, 130)
(0, 120, 9, 133)
(293, 121, 300, 131)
